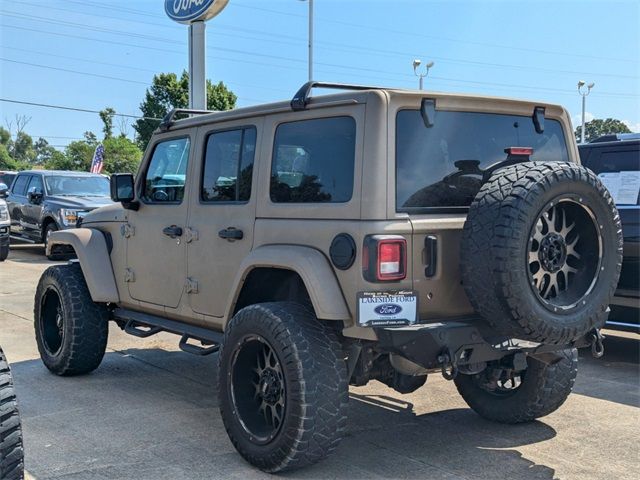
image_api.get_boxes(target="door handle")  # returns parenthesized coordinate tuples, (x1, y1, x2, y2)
(162, 225, 183, 238)
(218, 227, 243, 240)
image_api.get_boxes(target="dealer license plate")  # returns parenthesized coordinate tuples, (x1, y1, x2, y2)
(357, 291, 418, 327)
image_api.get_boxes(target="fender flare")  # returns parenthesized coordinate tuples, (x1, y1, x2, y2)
(46, 228, 119, 303)
(225, 245, 350, 323)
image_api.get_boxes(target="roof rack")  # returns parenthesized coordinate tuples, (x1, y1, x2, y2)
(159, 108, 214, 131)
(290, 81, 385, 111)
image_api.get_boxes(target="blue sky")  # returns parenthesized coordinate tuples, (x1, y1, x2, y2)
(1, 0, 638, 149)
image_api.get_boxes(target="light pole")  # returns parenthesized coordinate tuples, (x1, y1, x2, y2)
(299, 0, 314, 81)
(413, 59, 434, 90)
(577, 80, 595, 144)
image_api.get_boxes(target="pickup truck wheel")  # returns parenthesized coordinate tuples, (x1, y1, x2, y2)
(454, 348, 577, 423)
(461, 161, 623, 343)
(0, 347, 24, 480)
(44, 224, 61, 261)
(34, 263, 109, 376)
(0, 244, 8, 262)
(218, 302, 348, 473)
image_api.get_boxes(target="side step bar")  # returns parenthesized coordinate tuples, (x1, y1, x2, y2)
(113, 308, 223, 356)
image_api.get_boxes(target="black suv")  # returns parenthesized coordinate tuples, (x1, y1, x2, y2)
(6, 170, 113, 258)
(579, 134, 640, 331)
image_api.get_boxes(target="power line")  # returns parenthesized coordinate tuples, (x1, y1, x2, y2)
(7, 6, 638, 81)
(229, 0, 638, 65)
(3, 25, 636, 100)
(0, 98, 162, 121)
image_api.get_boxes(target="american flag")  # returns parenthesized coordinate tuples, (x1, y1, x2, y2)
(90, 143, 105, 174)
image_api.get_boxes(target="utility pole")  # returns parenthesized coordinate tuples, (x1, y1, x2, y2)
(299, 0, 314, 81)
(577, 80, 595, 143)
(413, 59, 434, 90)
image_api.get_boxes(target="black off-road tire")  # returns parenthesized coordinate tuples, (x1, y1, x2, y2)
(461, 161, 623, 344)
(218, 302, 349, 473)
(454, 349, 578, 423)
(0, 347, 24, 480)
(34, 263, 109, 376)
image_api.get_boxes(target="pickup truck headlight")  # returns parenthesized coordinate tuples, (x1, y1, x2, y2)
(0, 204, 8, 222)
(60, 208, 80, 227)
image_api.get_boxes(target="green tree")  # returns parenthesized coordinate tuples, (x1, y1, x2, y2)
(12, 131, 35, 163)
(99, 107, 116, 139)
(0, 144, 21, 171)
(133, 71, 237, 151)
(45, 150, 75, 171)
(0, 127, 11, 146)
(33, 137, 56, 165)
(63, 140, 95, 171)
(103, 136, 143, 174)
(574, 118, 632, 143)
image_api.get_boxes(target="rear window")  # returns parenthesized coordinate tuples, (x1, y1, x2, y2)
(270, 116, 356, 203)
(396, 110, 569, 210)
(580, 148, 640, 174)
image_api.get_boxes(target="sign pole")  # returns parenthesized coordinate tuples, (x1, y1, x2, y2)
(189, 21, 207, 110)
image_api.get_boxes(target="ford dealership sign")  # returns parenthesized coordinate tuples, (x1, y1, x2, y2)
(165, 0, 229, 24)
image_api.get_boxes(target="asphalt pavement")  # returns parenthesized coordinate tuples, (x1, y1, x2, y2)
(0, 244, 638, 480)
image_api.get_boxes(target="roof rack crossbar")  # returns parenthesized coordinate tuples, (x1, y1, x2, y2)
(290, 81, 384, 111)
(159, 108, 214, 131)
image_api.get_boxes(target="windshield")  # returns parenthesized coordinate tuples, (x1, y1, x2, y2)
(45, 175, 110, 197)
(396, 110, 569, 210)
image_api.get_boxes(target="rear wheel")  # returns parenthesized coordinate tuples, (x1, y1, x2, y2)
(218, 302, 348, 473)
(34, 263, 109, 376)
(0, 347, 24, 480)
(454, 349, 578, 423)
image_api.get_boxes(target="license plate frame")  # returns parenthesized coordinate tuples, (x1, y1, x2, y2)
(356, 291, 418, 327)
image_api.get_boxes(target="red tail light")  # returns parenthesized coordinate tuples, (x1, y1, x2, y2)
(363, 235, 407, 282)
(505, 147, 533, 156)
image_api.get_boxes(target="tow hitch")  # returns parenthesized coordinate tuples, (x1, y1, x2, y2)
(588, 329, 605, 358)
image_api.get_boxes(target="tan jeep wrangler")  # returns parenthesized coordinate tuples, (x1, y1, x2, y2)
(35, 82, 622, 473)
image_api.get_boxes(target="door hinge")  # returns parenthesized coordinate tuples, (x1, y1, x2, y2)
(124, 268, 135, 283)
(121, 223, 135, 238)
(185, 227, 199, 243)
(185, 277, 199, 294)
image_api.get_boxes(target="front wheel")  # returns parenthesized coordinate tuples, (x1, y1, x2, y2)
(34, 263, 109, 376)
(0, 242, 8, 261)
(44, 223, 60, 261)
(218, 302, 348, 473)
(454, 349, 578, 423)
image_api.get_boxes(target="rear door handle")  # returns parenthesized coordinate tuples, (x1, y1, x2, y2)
(218, 227, 243, 240)
(162, 225, 183, 238)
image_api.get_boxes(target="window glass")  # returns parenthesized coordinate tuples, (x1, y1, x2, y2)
(11, 175, 30, 196)
(396, 110, 569, 209)
(27, 175, 43, 193)
(142, 137, 191, 203)
(201, 127, 256, 202)
(44, 176, 109, 197)
(270, 116, 356, 203)
(584, 149, 640, 174)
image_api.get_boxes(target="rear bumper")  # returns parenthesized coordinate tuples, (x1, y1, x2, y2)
(375, 318, 591, 371)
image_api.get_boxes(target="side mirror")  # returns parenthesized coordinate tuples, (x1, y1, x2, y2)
(110, 173, 139, 210)
(0, 183, 7, 198)
(27, 187, 43, 204)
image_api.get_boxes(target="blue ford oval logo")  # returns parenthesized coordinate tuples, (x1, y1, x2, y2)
(374, 304, 403, 315)
(165, 0, 229, 24)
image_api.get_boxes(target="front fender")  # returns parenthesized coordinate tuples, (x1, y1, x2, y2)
(225, 245, 350, 324)
(47, 228, 119, 303)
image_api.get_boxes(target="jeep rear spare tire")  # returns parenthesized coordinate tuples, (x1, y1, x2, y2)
(461, 161, 623, 343)
(218, 302, 348, 473)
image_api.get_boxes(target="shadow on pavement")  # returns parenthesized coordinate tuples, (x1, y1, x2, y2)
(9, 349, 560, 479)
